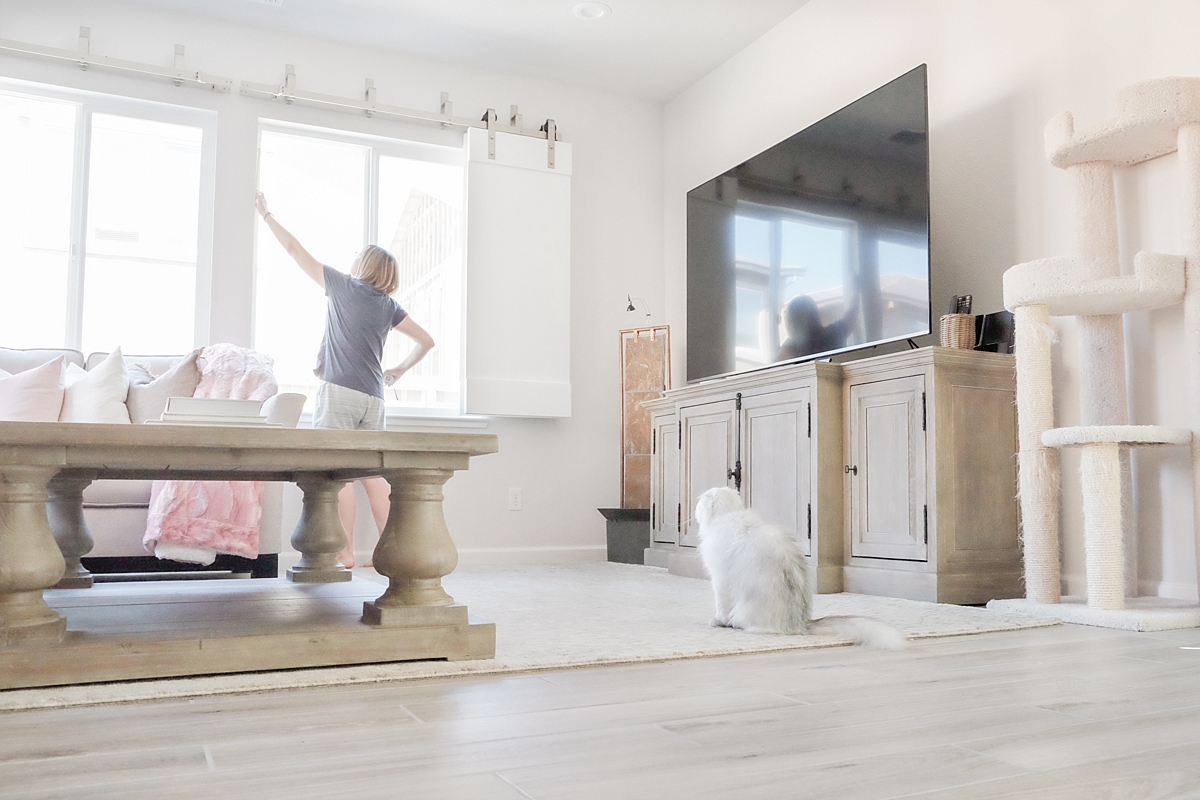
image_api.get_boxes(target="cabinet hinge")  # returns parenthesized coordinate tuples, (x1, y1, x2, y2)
(922, 392, 927, 431)
(652, 428, 656, 455)
(731, 393, 744, 490)
(923, 504, 929, 544)
(678, 425, 682, 449)
(807, 502, 812, 541)
(651, 503, 655, 529)
(807, 402, 812, 438)
(677, 503, 681, 533)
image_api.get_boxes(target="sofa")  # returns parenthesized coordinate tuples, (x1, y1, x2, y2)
(0, 346, 306, 580)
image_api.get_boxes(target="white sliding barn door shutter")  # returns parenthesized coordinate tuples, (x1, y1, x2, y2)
(463, 128, 572, 417)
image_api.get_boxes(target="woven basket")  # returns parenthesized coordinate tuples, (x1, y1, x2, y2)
(939, 313, 976, 349)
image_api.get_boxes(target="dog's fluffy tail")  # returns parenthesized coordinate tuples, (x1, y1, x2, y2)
(809, 616, 908, 650)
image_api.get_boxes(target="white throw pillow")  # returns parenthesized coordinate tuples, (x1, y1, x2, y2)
(0, 357, 66, 422)
(61, 347, 132, 424)
(126, 349, 202, 424)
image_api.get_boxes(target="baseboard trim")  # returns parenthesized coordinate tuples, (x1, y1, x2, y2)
(1064, 574, 1200, 603)
(1140, 579, 1200, 602)
(667, 550, 707, 580)
(644, 547, 670, 568)
(456, 546, 607, 567)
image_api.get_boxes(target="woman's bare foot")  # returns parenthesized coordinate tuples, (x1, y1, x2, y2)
(337, 545, 354, 569)
(362, 560, 373, 569)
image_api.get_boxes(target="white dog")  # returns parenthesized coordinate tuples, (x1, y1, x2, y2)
(695, 487, 906, 649)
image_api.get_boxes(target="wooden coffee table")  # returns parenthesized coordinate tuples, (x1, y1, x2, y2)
(0, 421, 498, 689)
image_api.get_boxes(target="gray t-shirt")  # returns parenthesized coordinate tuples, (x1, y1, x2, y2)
(314, 264, 407, 399)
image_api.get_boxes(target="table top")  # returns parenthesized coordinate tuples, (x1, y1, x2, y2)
(0, 421, 499, 481)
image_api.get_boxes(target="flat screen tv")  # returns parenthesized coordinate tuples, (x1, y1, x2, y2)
(686, 64, 930, 382)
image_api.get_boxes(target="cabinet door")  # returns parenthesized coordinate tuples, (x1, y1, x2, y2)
(651, 415, 679, 545)
(680, 400, 737, 547)
(742, 388, 812, 556)
(849, 375, 928, 561)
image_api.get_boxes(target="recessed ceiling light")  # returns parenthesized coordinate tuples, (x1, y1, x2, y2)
(573, 2, 612, 20)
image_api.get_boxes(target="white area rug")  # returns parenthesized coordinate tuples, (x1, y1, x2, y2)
(988, 595, 1200, 631)
(0, 563, 1056, 711)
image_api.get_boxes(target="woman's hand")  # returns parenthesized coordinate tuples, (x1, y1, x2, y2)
(385, 318, 436, 385)
(383, 366, 406, 387)
(255, 191, 270, 219)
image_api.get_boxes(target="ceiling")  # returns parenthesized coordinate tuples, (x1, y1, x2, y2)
(120, 0, 810, 102)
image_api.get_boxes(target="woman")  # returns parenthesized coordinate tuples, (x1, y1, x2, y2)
(256, 191, 434, 568)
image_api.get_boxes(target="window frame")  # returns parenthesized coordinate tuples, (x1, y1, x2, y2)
(0, 77, 217, 352)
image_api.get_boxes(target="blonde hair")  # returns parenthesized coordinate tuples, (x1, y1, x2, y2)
(352, 244, 399, 295)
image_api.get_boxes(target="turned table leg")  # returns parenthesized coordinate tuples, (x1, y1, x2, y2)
(363, 468, 459, 624)
(0, 466, 67, 646)
(287, 476, 353, 583)
(47, 475, 96, 589)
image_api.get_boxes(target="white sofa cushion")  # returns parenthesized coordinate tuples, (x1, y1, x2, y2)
(0, 357, 66, 422)
(61, 347, 131, 424)
(87, 352, 178, 374)
(126, 349, 202, 424)
(0, 347, 84, 373)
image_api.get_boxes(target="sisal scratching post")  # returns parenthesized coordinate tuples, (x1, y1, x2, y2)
(1179, 122, 1200, 600)
(1080, 443, 1126, 610)
(1014, 304, 1061, 603)
(1069, 160, 1136, 601)
(1120, 448, 1137, 597)
(1069, 161, 1129, 429)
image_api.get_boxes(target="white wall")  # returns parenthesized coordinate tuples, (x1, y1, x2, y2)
(664, 0, 1200, 600)
(1, 0, 665, 564)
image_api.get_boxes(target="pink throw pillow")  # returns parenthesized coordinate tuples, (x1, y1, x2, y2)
(0, 357, 66, 422)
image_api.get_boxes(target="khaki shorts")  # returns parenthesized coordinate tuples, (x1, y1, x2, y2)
(313, 381, 386, 431)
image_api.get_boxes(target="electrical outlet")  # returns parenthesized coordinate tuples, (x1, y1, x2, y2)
(508, 488, 522, 511)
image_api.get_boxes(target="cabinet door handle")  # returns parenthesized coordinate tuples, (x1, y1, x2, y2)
(845, 465, 858, 475)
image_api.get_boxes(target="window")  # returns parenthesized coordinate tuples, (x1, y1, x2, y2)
(876, 233, 930, 339)
(255, 123, 463, 413)
(0, 82, 213, 354)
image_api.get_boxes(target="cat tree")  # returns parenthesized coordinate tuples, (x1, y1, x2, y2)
(991, 77, 1200, 630)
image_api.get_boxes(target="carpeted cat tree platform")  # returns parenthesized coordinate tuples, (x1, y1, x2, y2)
(988, 77, 1200, 631)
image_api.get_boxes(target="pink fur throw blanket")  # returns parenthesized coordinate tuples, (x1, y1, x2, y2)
(144, 344, 279, 563)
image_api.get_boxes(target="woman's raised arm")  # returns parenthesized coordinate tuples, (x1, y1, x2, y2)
(256, 192, 325, 289)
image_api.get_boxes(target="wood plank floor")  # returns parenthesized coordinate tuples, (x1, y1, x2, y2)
(2, 621, 1200, 798)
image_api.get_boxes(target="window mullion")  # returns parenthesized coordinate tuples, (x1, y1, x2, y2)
(65, 104, 91, 352)
(768, 217, 783, 357)
(365, 147, 377, 248)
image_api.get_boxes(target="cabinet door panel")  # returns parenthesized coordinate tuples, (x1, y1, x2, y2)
(652, 418, 680, 544)
(850, 376, 927, 561)
(681, 401, 736, 547)
(743, 389, 811, 556)
(951, 385, 1019, 553)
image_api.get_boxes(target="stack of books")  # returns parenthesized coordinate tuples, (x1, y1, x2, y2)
(149, 397, 280, 427)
